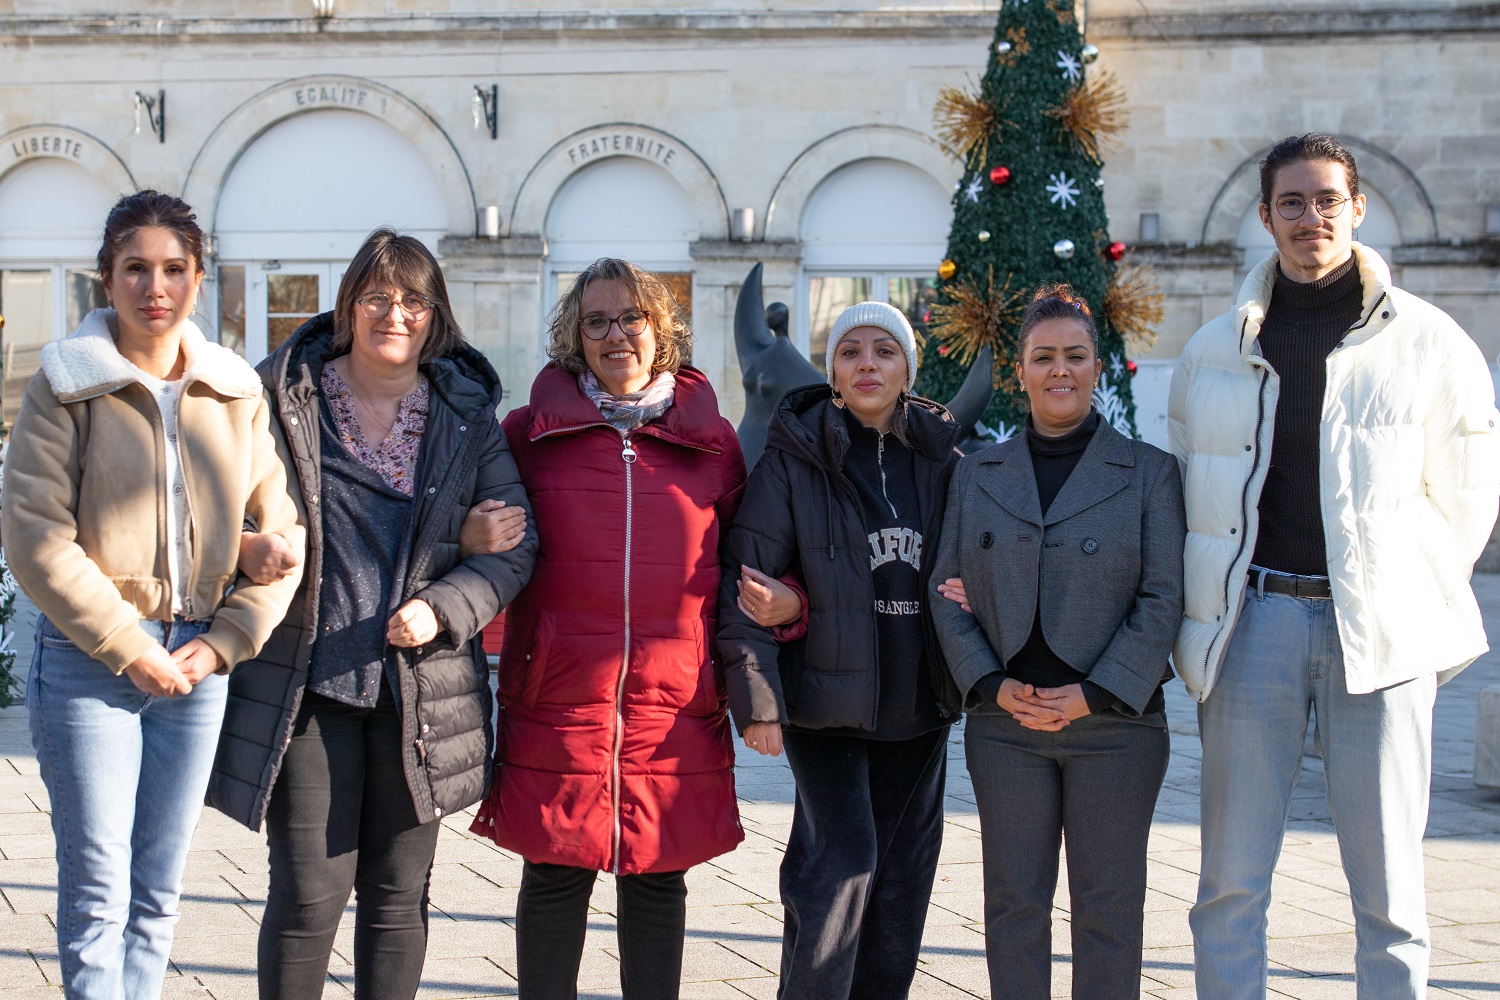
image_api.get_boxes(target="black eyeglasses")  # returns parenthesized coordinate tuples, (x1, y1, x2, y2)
(581, 310, 650, 340)
(357, 291, 434, 321)
(1274, 194, 1350, 221)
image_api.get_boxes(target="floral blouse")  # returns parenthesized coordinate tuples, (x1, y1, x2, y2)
(321, 363, 429, 496)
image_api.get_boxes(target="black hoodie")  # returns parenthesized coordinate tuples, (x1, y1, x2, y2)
(717, 384, 962, 735)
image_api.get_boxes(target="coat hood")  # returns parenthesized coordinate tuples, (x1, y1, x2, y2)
(521, 362, 735, 454)
(766, 383, 960, 472)
(262, 311, 503, 419)
(41, 308, 262, 404)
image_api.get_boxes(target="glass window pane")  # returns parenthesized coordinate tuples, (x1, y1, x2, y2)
(65, 269, 105, 334)
(268, 274, 319, 315)
(218, 265, 246, 356)
(807, 276, 870, 374)
(887, 276, 940, 343)
(268, 316, 305, 353)
(655, 271, 693, 333)
(1, 270, 54, 429)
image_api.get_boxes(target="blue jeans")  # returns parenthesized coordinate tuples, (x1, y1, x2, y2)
(1191, 590, 1435, 999)
(27, 615, 229, 1000)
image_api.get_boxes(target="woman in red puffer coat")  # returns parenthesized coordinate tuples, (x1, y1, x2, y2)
(472, 257, 754, 1000)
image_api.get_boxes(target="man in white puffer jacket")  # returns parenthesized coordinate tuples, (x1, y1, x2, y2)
(1169, 134, 1500, 999)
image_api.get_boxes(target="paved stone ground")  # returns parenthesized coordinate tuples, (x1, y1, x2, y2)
(1, 580, 1499, 998)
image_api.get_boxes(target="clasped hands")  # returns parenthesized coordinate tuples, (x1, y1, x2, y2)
(937, 577, 1090, 731)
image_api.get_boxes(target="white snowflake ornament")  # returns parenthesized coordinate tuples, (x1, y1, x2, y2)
(963, 174, 984, 203)
(1046, 171, 1080, 210)
(1056, 50, 1082, 82)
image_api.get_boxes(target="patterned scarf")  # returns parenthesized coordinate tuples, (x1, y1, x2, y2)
(580, 369, 677, 433)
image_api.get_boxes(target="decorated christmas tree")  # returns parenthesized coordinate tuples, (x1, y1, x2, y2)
(913, 0, 1162, 440)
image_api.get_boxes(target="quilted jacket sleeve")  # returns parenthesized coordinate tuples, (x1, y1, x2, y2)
(716, 450, 799, 732)
(1423, 317, 1500, 569)
(412, 415, 538, 646)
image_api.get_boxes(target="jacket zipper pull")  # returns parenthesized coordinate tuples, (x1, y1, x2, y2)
(621, 436, 637, 463)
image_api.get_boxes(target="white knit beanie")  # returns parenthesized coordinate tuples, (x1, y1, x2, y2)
(825, 301, 919, 392)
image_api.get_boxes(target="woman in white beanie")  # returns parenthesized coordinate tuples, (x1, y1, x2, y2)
(718, 301, 963, 999)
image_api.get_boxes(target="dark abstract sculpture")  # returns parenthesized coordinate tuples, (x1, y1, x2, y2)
(734, 263, 996, 466)
(734, 263, 822, 467)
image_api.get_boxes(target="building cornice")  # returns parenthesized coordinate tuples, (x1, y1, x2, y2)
(0, 9, 995, 44)
(1091, 5, 1500, 43)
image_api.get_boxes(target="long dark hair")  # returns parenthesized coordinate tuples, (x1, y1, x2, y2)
(97, 190, 206, 282)
(333, 229, 466, 364)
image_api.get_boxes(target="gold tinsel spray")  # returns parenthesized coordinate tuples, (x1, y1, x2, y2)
(927, 268, 1027, 371)
(934, 80, 1005, 167)
(1044, 71, 1128, 164)
(1103, 264, 1165, 352)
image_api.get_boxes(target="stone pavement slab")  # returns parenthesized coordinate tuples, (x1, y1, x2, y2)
(2, 578, 1499, 997)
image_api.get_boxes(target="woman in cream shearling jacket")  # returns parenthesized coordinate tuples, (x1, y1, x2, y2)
(1, 191, 303, 1000)
(1167, 241, 1500, 700)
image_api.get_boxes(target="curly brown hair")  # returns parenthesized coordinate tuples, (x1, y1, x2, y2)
(546, 258, 692, 376)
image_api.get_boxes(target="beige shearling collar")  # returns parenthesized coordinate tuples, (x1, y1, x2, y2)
(40, 308, 261, 404)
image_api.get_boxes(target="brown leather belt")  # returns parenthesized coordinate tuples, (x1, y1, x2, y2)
(1248, 567, 1332, 600)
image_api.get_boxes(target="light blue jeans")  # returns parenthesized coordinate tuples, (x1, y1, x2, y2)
(27, 615, 228, 1000)
(1191, 589, 1435, 999)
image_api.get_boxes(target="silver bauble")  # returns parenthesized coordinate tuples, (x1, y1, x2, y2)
(1053, 239, 1076, 260)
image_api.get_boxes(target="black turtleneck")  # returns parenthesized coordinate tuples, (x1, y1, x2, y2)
(973, 412, 1115, 716)
(1252, 254, 1364, 576)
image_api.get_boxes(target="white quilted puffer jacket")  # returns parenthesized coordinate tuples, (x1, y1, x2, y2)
(1168, 243, 1500, 701)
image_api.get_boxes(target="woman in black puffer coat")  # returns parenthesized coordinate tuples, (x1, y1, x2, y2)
(717, 301, 962, 1000)
(205, 229, 537, 1000)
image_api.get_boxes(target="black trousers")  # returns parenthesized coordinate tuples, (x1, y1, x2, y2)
(258, 688, 442, 1000)
(777, 727, 948, 1000)
(965, 711, 1170, 1000)
(515, 860, 688, 1000)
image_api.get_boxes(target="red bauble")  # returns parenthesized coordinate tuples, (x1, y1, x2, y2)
(938, 344, 950, 357)
(1106, 241, 1127, 261)
(989, 166, 1012, 186)
(1126, 359, 1138, 376)
(922, 309, 932, 324)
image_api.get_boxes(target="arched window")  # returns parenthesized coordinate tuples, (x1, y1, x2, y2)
(543, 157, 697, 330)
(0, 158, 113, 425)
(798, 159, 952, 372)
(214, 109, 447, 359)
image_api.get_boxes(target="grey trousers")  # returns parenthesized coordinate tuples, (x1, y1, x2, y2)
(965, 710, 1169, 1000)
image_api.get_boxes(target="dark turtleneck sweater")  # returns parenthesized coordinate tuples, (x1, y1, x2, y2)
(1252, 254, 1364, 576)
(973, 412, 1116, 716)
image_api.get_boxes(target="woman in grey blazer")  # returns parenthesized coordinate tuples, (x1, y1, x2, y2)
(929, 286, 1185, 1000)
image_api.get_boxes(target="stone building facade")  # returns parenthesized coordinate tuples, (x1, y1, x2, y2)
(1, 0, 1497, 447)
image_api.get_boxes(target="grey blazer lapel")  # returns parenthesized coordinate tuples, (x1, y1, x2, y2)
(1042, 421, 1136, 526)
(974, 442, 1044, 527)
